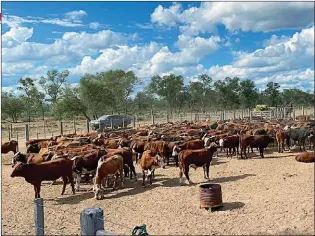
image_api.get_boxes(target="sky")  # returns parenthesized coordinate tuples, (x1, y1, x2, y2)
(1, 1, 314, 96)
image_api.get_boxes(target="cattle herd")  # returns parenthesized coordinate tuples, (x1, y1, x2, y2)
(2, 119, 315, 201)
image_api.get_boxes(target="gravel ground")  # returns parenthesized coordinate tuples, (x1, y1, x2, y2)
(1, 145, 314, 235)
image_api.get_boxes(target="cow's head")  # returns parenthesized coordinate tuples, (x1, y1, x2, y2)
(93, 177, 104, 200)
(26, 143, 40, 153)
(11, 162, 30, 177)
(154, 154, 165, 169)
(71, 156, 83, 174)
(206, 142, 218, 153)
(11, 152, 27, 167)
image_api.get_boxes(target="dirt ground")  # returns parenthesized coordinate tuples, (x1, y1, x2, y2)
(1, 143, 314, 235)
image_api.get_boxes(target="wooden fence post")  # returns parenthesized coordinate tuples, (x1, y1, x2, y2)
(25, 124, 30, 141)
(86, 120, 90, 133)
(34, 198, 44, 236)
(166, 114, 169, 123)
(293, 109, 296, 120)
(110, 118, 113, 129)
(80, 208, 116, 236)
(73, 120, 77, 134)
(233, 110, 236, 120)
(133, 116, 136, 128)
(43, 121, 46, 139)
(302, 106, 304, 116)
(8, 125, 11, 141)
(269, 111, 272, 120)
(249, 109, 252, 120)
(122, 117, 125, 128)
(10, 124, 13, 140)
(241, 109, 244, 120)
(59, 121, 63, 135)
(151, 110, 155, 125)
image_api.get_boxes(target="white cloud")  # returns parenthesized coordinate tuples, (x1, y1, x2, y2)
(3, 30, 129, 64)
(2, 27, 33, 46)
(235, 38, 240, 43)
(64, 10, 87, 21)
(151, 3, 182, 27)
(205, 26, 314, 89)
(89, 22, 105, 30)
(151, 2, 314, 36)
(70, 34, 221, 78)
(2, 14, 86, 28)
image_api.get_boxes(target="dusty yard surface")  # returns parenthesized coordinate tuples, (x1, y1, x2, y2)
(1, 144, 314, 235)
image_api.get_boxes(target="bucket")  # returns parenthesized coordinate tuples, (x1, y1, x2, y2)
(199, 183, 223, 210)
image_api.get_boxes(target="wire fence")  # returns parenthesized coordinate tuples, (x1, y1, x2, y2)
(32, 196, 151, 236)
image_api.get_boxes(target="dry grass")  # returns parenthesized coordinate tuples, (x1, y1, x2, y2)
(2, 143, 314, 235)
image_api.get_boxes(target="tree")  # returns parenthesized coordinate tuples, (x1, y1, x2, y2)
(1, 92, 24, 122)
(214, 77, 241, 109)
(239, 79, 259, 108)
(39, 69, 70, 105)
(55, 85, 90, 120)
(264, 82, 281, 107)
(148, 74, 184, 113)
(17, 77, 44, 122)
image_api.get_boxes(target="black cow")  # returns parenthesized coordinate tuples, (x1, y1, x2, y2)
(285, 126, 314, 151)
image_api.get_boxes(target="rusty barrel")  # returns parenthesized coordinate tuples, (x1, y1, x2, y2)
(199, 183, 223, 209)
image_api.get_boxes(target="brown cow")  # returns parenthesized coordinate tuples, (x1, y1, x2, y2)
(295, 152, 315, 163)
(1, 140, 18, 154)
(93, 154, 124, 200)
(11, 158, 75, 198)
(240, 135, 274, 159)
(140, 150, 165, 188)
(178, 142, 218, 185)
(276, 129, 285, 153)
(144, 141, 169, 166)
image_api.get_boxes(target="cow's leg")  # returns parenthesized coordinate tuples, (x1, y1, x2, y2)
(259, 147, 264, 158)
(205, 163, 210, 179)
(75, 174, 81, 191)
(119, 167, 124, 188)
(203, 165, 207, 179)
(68, 174, 75, 195)
(34, 185, 38, 199)
(142, 171, 146, 188)
(179, 166, 184, 184)
(61, 176, 68, 195)
(112, 174, 117, 190)
(175, 155, 179, 167)
(84, 173, 89, 183)
(184, 166, 192, 184)
(130, 164, 137, 181)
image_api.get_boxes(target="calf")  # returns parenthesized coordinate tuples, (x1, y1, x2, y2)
(1, 140, 18, 154)
(295, 152, 315, 163)
(178, 142, 218, 185)
(12, 152, 54, 167)
(10, 158, 75, 198)
(219, 135, 239, 158)
(276, 129, 285, 153)
(144, 141, 169, 166)
(140, 150, 165, 188)
(93, 154, 124, 200)
(240, 135, 274, 159)
(104, 148, 137, 180)
(72, 150, 106, 191)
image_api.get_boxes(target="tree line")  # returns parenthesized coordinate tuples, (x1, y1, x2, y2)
(2, 69, 314, 122)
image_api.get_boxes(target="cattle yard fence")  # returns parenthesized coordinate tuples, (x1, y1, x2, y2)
(1, 106, 314, 143)
(34, 198, 149, 236)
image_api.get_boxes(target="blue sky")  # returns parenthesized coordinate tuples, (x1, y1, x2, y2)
(2, 2, 314, 95)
